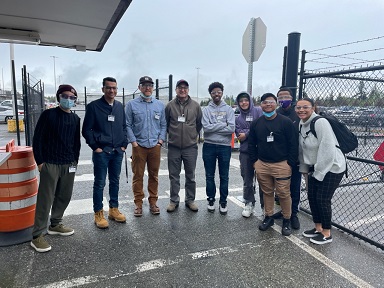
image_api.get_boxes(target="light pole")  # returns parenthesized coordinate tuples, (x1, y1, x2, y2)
(196, 67, 200, 101)
(50, 56, 58, 93)
(1, 68, 4, 93)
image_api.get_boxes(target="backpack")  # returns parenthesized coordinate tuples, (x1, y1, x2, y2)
(307, 112, 358, 154)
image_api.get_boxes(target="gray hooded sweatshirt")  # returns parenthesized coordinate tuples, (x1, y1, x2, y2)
(202, 100, 235, 146)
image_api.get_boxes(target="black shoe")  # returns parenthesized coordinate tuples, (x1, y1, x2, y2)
(271, 210, 283, 219)
(290, 214, 300, 230)
(310, 234, 333, 245)
(302, 228, 322, 238)
(259, 216, 274, 231)
(282, 219, 291, 236)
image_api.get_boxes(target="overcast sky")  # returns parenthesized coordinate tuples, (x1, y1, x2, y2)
(0, 0, 383, 100)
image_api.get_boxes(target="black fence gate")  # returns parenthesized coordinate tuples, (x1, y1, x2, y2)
(297, 41, 384, 250)
(22, 65, 45, 146)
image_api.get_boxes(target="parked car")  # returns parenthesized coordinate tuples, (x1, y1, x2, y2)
(333, 110, 356, 125)
(0, 105, 24, 123)
(0, 99, 24, 111)
(355, 109, 384, 127)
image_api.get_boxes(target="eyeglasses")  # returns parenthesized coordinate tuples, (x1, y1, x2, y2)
(104, 86, 117, 90)
(277, 96, 291, 100)
(295, 106, 313, 110)
(211, 91, 223, 95)
(140, 84, 154, 88)
(261, 100, 276, 105)
(60, 94, 77, 100)
(177, 86, 189, 90)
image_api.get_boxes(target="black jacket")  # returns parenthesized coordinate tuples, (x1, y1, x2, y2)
(82, 96, 128, 152)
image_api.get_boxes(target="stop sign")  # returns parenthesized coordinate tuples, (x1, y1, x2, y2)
(242, 17, 267, 63)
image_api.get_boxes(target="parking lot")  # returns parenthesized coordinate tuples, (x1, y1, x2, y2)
(0, 114, 383, 287)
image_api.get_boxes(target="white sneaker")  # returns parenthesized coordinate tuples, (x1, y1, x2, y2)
(242, 202, 254, 218)
(219, 203, 228, 215)
(207, 201, 215, 213)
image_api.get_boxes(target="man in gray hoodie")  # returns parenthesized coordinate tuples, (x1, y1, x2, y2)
(202, 82, 235, 215)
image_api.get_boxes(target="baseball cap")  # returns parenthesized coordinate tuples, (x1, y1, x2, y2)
(176, 79, 189, 87)
(139, 76, 154, 85)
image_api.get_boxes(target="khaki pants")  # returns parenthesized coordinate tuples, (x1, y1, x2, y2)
(131, 145, 161, 207)
(255, 160, 292, 218)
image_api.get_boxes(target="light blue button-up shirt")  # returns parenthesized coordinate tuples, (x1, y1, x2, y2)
(125, 95, 167, 148)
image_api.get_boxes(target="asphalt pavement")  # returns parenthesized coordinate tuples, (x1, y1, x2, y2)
(0, 115, 383, 288)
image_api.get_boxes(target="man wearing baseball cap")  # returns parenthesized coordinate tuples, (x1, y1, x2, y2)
(126, 76, 167, 216)
(165, 79, 202, 212)
(31, 84, 81, 252)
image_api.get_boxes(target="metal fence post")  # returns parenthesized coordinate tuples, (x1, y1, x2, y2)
(84, 86, 87, 106)
(169, 74, 173, 101)
(285, 32, 301, 102)
(281, 46, 287, 88)
(155, 79, 159, 100)
(298, 49, 306, 101)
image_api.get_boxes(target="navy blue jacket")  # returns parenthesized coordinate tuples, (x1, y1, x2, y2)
(82, 96, 128, 152)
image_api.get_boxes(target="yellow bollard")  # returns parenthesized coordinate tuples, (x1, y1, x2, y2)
(7, 119, 25, 132)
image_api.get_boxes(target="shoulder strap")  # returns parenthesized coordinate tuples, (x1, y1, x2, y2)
(309, 116, 322, 138)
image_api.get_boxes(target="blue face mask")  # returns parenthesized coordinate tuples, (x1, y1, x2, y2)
(263, 110, 276, 118)
(60, 98, 75, 110)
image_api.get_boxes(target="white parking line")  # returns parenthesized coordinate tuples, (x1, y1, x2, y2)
(229, 196, 373, 288)
(32, 241, 282, 288)
(345, 213, 384, 228)
(61, 156, 372, 288)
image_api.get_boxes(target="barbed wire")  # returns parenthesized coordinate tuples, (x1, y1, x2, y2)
(308, 47, 384, 62)
(306, 57, 384, 72)
(309, 53, 369, 63)
(307, 35, 384, 53)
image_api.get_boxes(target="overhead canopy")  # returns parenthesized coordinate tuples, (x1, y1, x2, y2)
(0, 0, 132, 52)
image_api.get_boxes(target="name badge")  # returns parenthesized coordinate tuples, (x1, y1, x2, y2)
(178, 116, 186, 123)
(155, 113, 160, 120)
(108, 115, 115, 122)
(69, 166, 77, 173)
(246, 115, 253, 122)
(267, 132, 274, 142)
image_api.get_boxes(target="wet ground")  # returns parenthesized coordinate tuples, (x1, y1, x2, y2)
(0, 114, 383, 288)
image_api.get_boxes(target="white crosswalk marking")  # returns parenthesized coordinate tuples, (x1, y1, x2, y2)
(68, 156, 243, 216)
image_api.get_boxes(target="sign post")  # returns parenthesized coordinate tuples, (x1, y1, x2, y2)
(242, 17, 267, 95)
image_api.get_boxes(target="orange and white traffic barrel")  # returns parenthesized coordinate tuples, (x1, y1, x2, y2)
(0, 140, 37, 246)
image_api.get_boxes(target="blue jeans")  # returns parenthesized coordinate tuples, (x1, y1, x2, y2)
(92, 150, 124, 212)
(202, 143, 231, 204)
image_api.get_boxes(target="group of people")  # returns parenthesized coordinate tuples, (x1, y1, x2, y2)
(29, 77, 345, 253)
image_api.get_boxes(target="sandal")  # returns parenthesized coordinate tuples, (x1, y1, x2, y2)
(134, 207, 142, 217)
(149, 205, 160, 215)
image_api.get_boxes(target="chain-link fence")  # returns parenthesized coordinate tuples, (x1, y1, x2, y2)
(298, 37, 384, 250)
(81, 75, 173, 109)
(22, 66, 45, 146)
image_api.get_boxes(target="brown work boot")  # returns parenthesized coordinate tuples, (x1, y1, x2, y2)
(149, 204, 160, 215)
(94, 210, 109, 229)
(108, 207, 126, 223)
